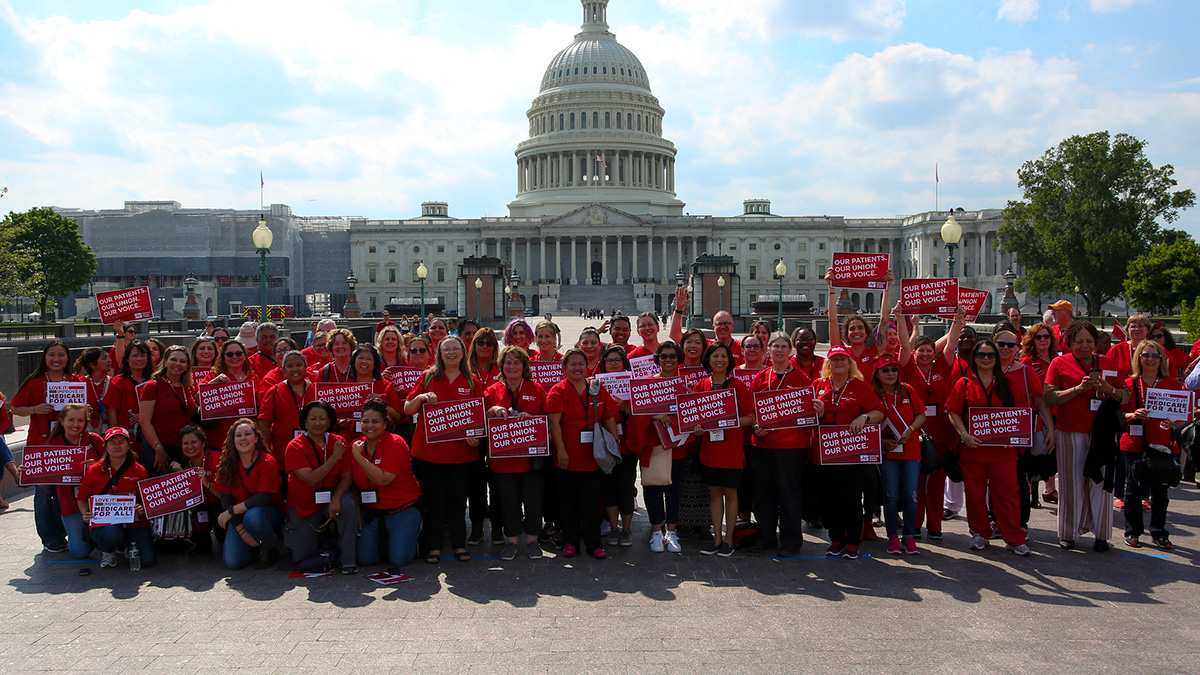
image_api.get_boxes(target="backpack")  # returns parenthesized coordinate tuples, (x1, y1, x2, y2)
(1132, 444, 1182, 488)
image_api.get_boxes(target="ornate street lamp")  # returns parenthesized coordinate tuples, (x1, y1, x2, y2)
(941, 212, 962, 278)
(416, 262, 428, 329)
(775, 260, 787, 330)
(343, 271, 360, 318)
(717, 275, 726, 314)
(474, 277, 483, 319)
(504, 284, 512, 319)
(251, 216, 274, 321)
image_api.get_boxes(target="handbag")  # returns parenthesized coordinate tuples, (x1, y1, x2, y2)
(1132, 443, 1182, 488)
(590, 381, 621, 474)
(905, 395, 940, 475)
(1030, 428, 1050, 456)
(641, 445, 673, 486)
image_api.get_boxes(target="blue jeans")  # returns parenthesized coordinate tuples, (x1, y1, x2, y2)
(881, 456, 920, 537)
(91, 525, 157, 567)
(34, 486, 66, 547)
(223, 506, 283, 570)
(357, 506, 422, 567)
(61, 513, 94, 559)
(0, 435, 13, 464)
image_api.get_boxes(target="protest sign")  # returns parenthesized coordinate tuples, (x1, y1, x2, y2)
(732, 367, 764, 383)
(900, 278, 959, 316)
(1144, 388, 1195, 423)
(384, 367, 424, 394)
(831, 253, 890, 289)
(137, 468, 205, 519)
(652, 417, 691, 450)
(678, 366, 707, 391)
(595, 371, 632, 401)
(630, 377, 685, 415)
(19, 445, 89, 485)
(676, 389, 739, 432)
(89, 494, 137, 526)
(940, 288, 989, 321)
(190, 368, 215, 386)
(197, 379, 258, 421)
(530, 362, 564, 389)
(366, 572, 414, 584)
(423, 398, 486, 443)
(630, 355, 661, 379)
(966, 407, 1034, 447)
(313, 383, 373, 420)
(817, 425, 882, 465)
(487, 415, 550, 459)
(96, 286, 154, 324)
(753, 387, 818, 429)
(46, 381, 88, 411)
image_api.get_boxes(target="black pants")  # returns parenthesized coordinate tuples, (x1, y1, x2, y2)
(1016, 452, 1032, 528)
(468, 459, 501, 531)
(738, 444, 755, 516)
(555, 468, 602, 550)
(644, 458, 684, 525)
(802, 462, 823, 523)
(1122, 451, 1169, 538)
(601, 453, 638, 516)
(413, 459, 471, 551)
(822, 465, 867, 546)
(494, 471, 545, 538)
(751, 447, 805, 551)
(862, 464, 882, 520)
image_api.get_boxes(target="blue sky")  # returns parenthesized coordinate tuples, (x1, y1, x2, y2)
(1, 0, 1197, 235)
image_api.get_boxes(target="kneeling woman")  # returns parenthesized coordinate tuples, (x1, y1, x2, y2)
(350, 399, 423, 567)
(214, 419, 285, 570)
(284, 401, 359, 573)
(77, 427, 156, 569)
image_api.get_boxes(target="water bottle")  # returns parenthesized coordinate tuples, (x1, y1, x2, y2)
(128, 542, 141, 571)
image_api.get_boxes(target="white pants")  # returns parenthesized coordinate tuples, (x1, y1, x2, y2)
(943, 478, 964, 513)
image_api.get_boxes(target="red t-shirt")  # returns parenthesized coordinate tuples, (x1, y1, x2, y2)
(693, 376, 752, 469)
(1168, 348, 1191, 379)
(473, 363, 501, 391)
(80, 376, 110, 430)
(1003, 362, 1044, 431)
(788, 355, 825, 382)
(878, 384, 926, 460)
(627, 345, 651, 359)
(337, 379, 405, 445)
(12, 374, 79, 445)
(101, 375, 145, 432)
(259, 381, 318, 462)
(483, 379, 548, 473)
(407, 373, 481, 464)
(349, 432, 422, 510)
(285, 432, 349, 518)
(534, 351, 565, 362)
(814, 377, 883, 463)
(1043, 354, 1117, 433)
(750, 367, 815, 450)
(300, 346, 330, 369)
(259, 367, 286, 390)
(1106, 341, 1135, 383)
(546, 380, 619, 472)
(1020, 354, 1053, 383)
(849, 344, 878, 381)
(247, 352, 278, 380)
(946, 374, 1030, 462)
(1121, 376, 1183, 453)
(77, 457, 151, 529)
(213, 451, 282, 507)
(138, 378, 198, 447)
(902, 359, 954, 446)
(49, 433, 103, 518)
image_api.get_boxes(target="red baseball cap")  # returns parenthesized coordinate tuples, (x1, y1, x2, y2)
(103, 427, 131, 442)
(873, 354, 899, 370)
(826, 346, 852, 360)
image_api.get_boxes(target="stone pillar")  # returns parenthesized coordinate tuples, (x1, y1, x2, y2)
(661, 236, 668, 284)
(632, 236, 639, 283)
(525, 237, 532, 278)
(601, 235, 608, 285)
(556, 237, 562, 282)
(540, 238, 546, 283)
(676, 237, 682, 276)
(616, 235, 623, 285)
(571, 237, 578, 285)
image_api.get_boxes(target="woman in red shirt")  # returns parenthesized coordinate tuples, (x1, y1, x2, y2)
(533, 320, 564, 362)
(484, 346, 549, 560)
(258, 350, 317, 464)
(11, 339, 78, 552)
(102, 341, 152, 433)
(813, 346, 883, 559)
(340, 345, 403, 446)
(214, 419, 284, 570)
(597, 345, 636, 548)
(501, 318, 534, 353)
(427, 318, 449, 348)
(407, 336, 433, 371)
(1106, 314, 1152, 382)
(1019, 321, 1060, 504)
(77, 427, 155, 569)
(578, 328, 605, 376)
(189, 335, 219, 383)
(37, 404, 104, 559)
(350, 400, 423, 568)
(172, 425, 222, 556)
(690, 343, 753, 557)
(284, 400, 358, 572)
(1044, 321, 1128, 552)
(871, 354, 926, 555)
(314, 329, 357, 382)
(258, 338, 298, 391)
(404, 335, 480, 564)
(138, 345, 198, 476)
(1120, 340, 1183, 549)
(996, 328, 1057, 532)
(72, 347, 111, 434)
(680, 329, 706, 370)
(627, 312, 661, 359)
(547, 349, 620, 559)
(633, 341, 686, 554)
(375, 325, 406, 369)
(205, 339, 263, 451)
(733, 334, 766, 525)
(826, 269, 894, 382)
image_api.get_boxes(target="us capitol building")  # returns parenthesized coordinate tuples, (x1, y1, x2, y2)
(57, 0, 1021, 322)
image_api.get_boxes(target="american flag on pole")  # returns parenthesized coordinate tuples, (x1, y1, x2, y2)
(595, 153, 607, 169)
(260, 170, 264, 188)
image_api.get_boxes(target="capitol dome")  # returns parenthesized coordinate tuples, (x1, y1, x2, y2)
(508, 0, 684, 218)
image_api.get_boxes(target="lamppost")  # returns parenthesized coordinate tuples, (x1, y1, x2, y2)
(941, 212, 962, 278)
(158, 294, 166, 321)
(416, 262, 428, 329)
(474, 277, 483, 319)
(503, 283, 511, 319)
(717, 275, 726, 314)
(775, 260, 787, 330)
(343, 271, 361, 318)
(251, 216, 274, 322)
(686, 279, 694, 329)
(183, 273, 200, 319)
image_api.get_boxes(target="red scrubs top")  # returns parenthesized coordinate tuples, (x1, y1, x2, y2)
(77, 458, 151, 528)
(878, 384, 925, 460)
(12, 374, 79, 445)
(213, 451, 283, 509)
(946, 374, 1032, 463)
(259, 380, 317, 462)
(546, 380, 619, 472)
(813, 377, 884, 463)
(750, 367, 815, 451)
(483, 379, 548, 474)
(285, 432, 348, 518)
(1121, 376, 1183, 453)
(1043, 354, 1119, 433)
(49, 433, 103, 518)
(349, 432, 422, 510)
(138, 378, 199, 447)
(693, 375, 752, 469)
(902, 359, 954, 447)
(101, 375, 145, 432)
(407, 373, 481, 464)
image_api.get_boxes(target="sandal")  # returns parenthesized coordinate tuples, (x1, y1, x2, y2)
(1042, 491, 1058, 505)
(454, 549, 471, 562)
(425, 550, 441, 564)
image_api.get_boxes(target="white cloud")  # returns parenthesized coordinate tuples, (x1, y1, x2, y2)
(657, 0, 905, 42)
(997, 0, 1040, 25)
(1089, 0, 1140, 11)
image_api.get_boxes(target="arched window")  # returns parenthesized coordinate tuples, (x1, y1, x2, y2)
(620, 68, 625, 76)
(581, 112, 587, 129)
(593, 111, 598, 128)
(574, 67, 578, 75)
(616, 112, 621, 129)
(604, 112, 610, 128)
(627, 113, 632, 128)
(570, 113, 575, 129)
(637, 114, 641, 131)
(602, 66, 607, 74)
(592, 66, 597, 74)
(559, 113, 564, 130)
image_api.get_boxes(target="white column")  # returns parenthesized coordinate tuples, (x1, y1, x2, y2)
(556, 237, 562, 282)
(525, 237, 531, 278)
(616, 235, 624, 285)
(676, 237, 682, 277)
(601, 236, 608, 285)
(571, 237, 578, 285)
(662, 236, 668, 283)
(632, 236, 639, 282)
(540, 237, 546, 283)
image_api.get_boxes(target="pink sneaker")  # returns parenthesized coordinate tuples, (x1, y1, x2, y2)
(562, 544, 577, 558)
(886, 535, 902, 555)
(902, 536, 920, 555)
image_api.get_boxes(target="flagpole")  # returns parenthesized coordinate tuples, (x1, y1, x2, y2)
(260, 170, 265, 211)
(935, 162, 939, 212)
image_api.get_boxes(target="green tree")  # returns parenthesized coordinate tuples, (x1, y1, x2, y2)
(0, 225, 42, 300)
(1, 208, 97, 321)
(997, 131, 1195, 316)
(1181, 299, 1200, 342)
(1124, 232, 1200, 314)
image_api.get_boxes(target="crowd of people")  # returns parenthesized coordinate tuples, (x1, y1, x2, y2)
(5, 278, 1199, 575)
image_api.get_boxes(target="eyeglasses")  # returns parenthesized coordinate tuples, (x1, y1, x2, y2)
(225, 351, 245, 358)
(441, 347, 463, 354)
(409, 348, 428, 355)
(604, 357, 625, 365)
(657, 353, 679, 360)
(1139, 353, 1162, 360)
(1130, 324, 1149, 331)
(1034, 334, 1051, 340)
(996, 341, 1019, 349)
(714, 321, 734, 327)
(744, 344, 763, 350)
(768, 344, 791, 351)
(974, 352, 997, 361)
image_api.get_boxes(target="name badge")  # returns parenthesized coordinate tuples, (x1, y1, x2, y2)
(360, 490, 378, 504)
(293, 428, 305, 439)
(355, 421, 363, 432)
(1129, 423, 1144, 437)
(314, 490, 332, 504)
(925, 405, 937, 417)
(1102, 370, 1117, 379)
(1089, 398, 1102, 411)
(616, 424, 624, 436)
(579, 430, 594, 444)
(708, 429, 725, 442)
(196, 511, 209, 523)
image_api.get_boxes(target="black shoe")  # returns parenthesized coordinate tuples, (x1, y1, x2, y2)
(700, 541, 720, 556)
(254, 547, 280, 570)
(340, 564, 358, 575)
(466, 525, 484, 546)
(42, 540, 68, 554)
(928, 530, 942, 541)
(1093, 539, 1110, 553)
(1059, 539, 1075, 550)
(717, 543, 734, 557)
(1151, 535, 1173, 550)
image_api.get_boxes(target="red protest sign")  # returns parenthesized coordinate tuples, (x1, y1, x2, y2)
(384, 366, 424, 394)
(817, 425, 882, 465)
(19, 445, 89, 486)
(900, 278, 959, 316)
(652, 417, 691, 450)
(138, 468, 205, 519)
(630, 355, 660, 379)
(676, 389, 739, 432)
(313, 382, 373, 420)
(423, 398, 487, 443)
(630, 377, 686, 415)
(486, 415, 550, 459)
(831, 253, 890, 289)
(678, 366, 707, 391)
(732, 367, 764, 383)
(940, 287, 989, 320)
(197, 379, 258, 421)
(966, 407, 1034, 447)
(96, 286, 154, 324)
(190, 368, 215, 386)
(530, 361, 564, 389)
(753, 386, 818, 430)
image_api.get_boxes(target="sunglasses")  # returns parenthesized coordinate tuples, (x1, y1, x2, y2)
(409, 348, 428, 355)
(124, 328, 137, 335)
(1149, 334, 1165, 339)
(1034, 334, 1051, 340)
(476, 342, 497, 348)
(657, 353, 679, 359)
(878, 366, 899, 374)
(974, 352, 997, 360)
(996, 341, 1019, 349)
(1139, 353, 1162, 360)
(215, 336, 229, 342)
(225, 351, 245, 357)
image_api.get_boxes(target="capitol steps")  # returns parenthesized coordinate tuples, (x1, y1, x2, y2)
(557, 283, 637, 314)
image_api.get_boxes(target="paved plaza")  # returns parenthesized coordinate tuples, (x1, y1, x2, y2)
(1, 318, 1198, 673)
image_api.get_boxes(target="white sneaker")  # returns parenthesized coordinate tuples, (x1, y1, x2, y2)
(649, 530, 665, 553)
(970, 534, 988, 550)
(1006, 543, 1032, 557)
(100, 552, 118, 568)
(664, 530, 682, 553)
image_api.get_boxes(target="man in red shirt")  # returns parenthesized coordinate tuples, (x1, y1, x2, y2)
(1048, 300, 1074, 349)
(375, 310, 396, 334)
(247, 322, 280, 379)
